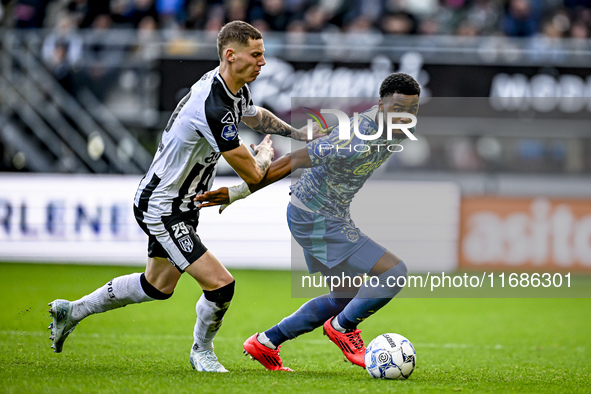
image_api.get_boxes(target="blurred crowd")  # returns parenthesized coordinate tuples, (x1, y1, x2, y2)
(2, 0, 590, 176)
(3, 0, 591, 39)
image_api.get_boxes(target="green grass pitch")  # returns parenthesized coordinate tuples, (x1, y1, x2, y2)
(1, 262, 590, 393)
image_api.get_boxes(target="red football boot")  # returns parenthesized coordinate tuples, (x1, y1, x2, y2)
(323, 317, 366, 367)
(243, 334, 293, 371)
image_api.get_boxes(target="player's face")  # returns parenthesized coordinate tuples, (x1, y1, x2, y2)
(379, 93, 420, 125)
(232, 38, 266, 83)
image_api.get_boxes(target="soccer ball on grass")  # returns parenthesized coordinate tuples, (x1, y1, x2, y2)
(364, 333, 416, 379)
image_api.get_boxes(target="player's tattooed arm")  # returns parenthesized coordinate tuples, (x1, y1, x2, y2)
(248, 107, 292, 137)
(243, 107, 323, 141)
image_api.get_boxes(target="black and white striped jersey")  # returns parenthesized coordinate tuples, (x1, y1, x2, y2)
(134, 67, 258, 217)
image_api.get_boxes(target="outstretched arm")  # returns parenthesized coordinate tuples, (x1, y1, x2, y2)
(195, 147, 311, 211)
(220, 135, 274, 185)
(250, 146, 311, 192)
(242, 107, 323, 141)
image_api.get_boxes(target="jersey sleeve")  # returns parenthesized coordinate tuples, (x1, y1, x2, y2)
(202, 99, 242, 153)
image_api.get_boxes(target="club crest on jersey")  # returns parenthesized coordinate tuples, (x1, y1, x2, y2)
(221, 124, 238, 141)
(344, 228, 359, 243)
(221, 111, 235, 125)
(178, 234, 194, 253)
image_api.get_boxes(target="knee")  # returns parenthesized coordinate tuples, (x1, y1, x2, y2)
(376, 261, 407, 297)
(370, 251, 403, 276)
(221, 272, 234, 287)
(205, 272, 234, 292)
(203, 280, 235, 306)
(377, 261, 408, 283)
(330, 296, 352, 310)
(141, 273, 174, 300)
(393, 260, 408, 279)
(144, 272, 178, 295)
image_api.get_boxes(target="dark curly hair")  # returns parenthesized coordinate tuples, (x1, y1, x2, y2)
(379, 73, 421, 98)
(217, 21, 262, 61)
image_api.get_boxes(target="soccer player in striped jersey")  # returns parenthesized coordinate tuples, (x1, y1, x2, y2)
(195, 73, 420, 371)
(48, 21, 314, 372)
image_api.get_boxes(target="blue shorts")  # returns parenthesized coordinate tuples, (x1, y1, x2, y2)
(287, 203, 386, 276)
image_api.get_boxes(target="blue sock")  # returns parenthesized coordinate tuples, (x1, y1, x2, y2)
(264, 294, 351, 347)
(337, 261, 408, 330)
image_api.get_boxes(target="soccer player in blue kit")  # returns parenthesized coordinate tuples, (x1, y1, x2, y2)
(195, 73, 421, 371)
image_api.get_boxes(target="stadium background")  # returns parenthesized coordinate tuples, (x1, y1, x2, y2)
(1, 1, 591, 392)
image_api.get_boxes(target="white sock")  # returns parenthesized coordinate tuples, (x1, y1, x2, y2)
(71, 273, 155, 322)
(331, 316, 347, 333)
(257, 332, 277, 350)
(192, 294, 231, 352)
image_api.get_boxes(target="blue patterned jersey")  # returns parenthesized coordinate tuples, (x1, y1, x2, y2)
(291, 106, 412, 220)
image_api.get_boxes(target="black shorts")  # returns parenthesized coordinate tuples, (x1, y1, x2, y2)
(134, 205, 208, 272)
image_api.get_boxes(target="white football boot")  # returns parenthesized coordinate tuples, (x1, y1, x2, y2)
(48, 299, 79, 353)
(190, 348, 229, 372)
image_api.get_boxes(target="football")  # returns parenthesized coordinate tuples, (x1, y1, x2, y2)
(364, 333, 416, 379)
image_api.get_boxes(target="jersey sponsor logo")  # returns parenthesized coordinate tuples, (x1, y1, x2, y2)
(178, 234, 194, 253)
(221, 124, 238, 141)
(221, 111, 236, 125)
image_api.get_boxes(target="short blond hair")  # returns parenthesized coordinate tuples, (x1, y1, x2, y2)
(217, 21, 262, 61)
